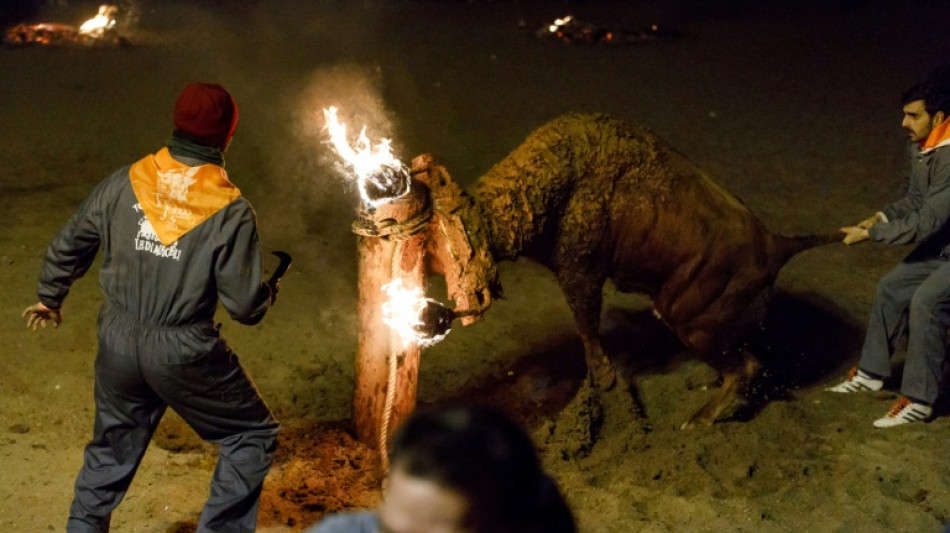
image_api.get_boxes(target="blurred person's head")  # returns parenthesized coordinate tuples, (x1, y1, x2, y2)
(379, 404, 576, 533)
(172, 82, 239, 152)
(901, 81, 948, 143)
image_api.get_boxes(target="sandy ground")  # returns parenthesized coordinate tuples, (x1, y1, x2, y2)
(2, 0, 950, 531)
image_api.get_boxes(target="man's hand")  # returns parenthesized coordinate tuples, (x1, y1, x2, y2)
(840, 226, 870, 245)
(857, 212, 884, 229)
(21, 302, 63, 331)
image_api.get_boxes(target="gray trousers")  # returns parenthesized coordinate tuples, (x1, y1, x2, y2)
(67, 306, 279, 533)
(858, 248, 950, 404)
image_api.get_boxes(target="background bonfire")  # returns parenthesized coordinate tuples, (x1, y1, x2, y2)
(3, 4, 129, 47)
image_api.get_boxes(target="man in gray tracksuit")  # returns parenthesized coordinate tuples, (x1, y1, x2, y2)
(22, 83, 281, 531)
(832, 77, 950, 427)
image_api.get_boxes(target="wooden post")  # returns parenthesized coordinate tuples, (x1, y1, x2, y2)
(351, 183, 431, 451)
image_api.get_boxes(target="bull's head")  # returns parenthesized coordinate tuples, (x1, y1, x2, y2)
(411, 154, 500, 325)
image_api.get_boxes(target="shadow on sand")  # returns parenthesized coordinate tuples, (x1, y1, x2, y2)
(436, 288, 865, 427)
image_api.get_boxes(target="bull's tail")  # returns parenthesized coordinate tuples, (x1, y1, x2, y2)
(767, 231, 841, 275)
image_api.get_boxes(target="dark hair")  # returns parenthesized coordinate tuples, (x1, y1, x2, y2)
(389, 404, 576, 533)
(902, 82, 929, 107)
(903, 66, 950, 117)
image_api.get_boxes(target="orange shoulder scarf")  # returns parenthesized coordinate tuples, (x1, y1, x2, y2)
(129, 147, 241, 246)
(921, 118, 950, 154)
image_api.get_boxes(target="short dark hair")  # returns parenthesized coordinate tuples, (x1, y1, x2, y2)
(389, 404, 576, 533)
(903, 66, 950, 117)
(902, 82, 929, 107)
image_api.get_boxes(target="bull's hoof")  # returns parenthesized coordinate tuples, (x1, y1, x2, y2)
(588, 359, 618, 391)
(680, 400, 739, 429)
(680, 417, 713, 430)
(681, 400, 721, 429)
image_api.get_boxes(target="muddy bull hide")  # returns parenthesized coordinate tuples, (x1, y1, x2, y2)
(421, 113, 839, 429)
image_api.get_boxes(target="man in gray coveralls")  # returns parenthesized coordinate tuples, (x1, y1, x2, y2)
(832, 76, 950, 428)
(22, 82, 281, 532)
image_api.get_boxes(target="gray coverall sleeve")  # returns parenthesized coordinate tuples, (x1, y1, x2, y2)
(871, 151, 950, 245)
(880, 148, 917, 221)
(880, 181, 920, 224)
(215, 200, 272, 325)
(36, 178, 110, 309)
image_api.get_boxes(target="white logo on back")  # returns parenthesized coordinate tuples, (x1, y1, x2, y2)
(132, 203, 182, 261)
(157, 167, 199, 202)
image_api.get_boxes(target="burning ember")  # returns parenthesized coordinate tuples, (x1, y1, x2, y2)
(3, 4, 128, 48)
(548, 15, 575, 34)
(79, 5, 118, 37)
(323, 106, 411, 208)
(381, 279, 454, 348)
(538, 15, 681, 45)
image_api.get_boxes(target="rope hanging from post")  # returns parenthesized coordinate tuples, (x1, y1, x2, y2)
(359, 208, 430, 472)
(378, 239, 404, 472)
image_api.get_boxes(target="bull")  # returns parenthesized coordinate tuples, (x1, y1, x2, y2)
(413, 113, 838, 429)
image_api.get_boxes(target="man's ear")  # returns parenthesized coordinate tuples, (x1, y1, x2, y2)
(934, 110, 946, 125)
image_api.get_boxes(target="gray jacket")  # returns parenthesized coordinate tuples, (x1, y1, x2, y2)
(37, 162, 271, 328)
(870, 143, 950, 254)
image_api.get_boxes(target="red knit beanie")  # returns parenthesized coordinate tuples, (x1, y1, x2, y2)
(173, 83, 238, 150)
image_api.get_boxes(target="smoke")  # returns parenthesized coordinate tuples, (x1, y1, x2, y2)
(264, 63, 405, 214)
(292, 63, 405, 192)
(102, 1, 414, 286)
(112, 0, 142, 32)
(239, 63, 409, 286)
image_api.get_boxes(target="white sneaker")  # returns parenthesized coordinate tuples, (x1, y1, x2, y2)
(826, 367, 883, 393)
(873, 396, 932, 428)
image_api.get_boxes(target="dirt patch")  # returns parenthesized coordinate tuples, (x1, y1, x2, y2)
(258, 421, 382, 529)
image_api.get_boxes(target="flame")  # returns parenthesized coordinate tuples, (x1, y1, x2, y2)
(323, 106, 410, 208)
(549, 15, 573, 33)
(381, 279, 448, 348)
(79, 5, 117, 36)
